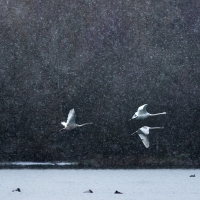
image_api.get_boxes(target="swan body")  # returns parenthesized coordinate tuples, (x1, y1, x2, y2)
(60, 108, 92, 131)
(131, 126, 164, 148)
(130, 104, 166, 120)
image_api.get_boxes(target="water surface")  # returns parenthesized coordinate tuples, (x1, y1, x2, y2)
(0, 169, 199, 200)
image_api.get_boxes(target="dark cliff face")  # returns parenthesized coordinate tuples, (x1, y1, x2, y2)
(0, 0, 199, 167)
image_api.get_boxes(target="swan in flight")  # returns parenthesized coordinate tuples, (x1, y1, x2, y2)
(60, 108, 93, 131)
(131, 126, 164, 148)
(130, 104, 166, 120)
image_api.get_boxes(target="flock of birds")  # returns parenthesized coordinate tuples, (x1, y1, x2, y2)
(60, 104, 167, 148)
(12, 104, 196, 195)
(12, 188, 123, 194)
(83, 189, 123, 194)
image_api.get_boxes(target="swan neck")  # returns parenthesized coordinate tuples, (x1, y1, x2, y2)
(149, 127, 164, 130)
(77, 122, 92, 127)
(150, 112, 166, 116)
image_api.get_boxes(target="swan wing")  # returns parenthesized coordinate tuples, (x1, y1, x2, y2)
(138, 133, 149, 148)
(140, 126, 150, 135)
(61, 122, 67, 128)
(137, 104, 148, 115)
(66, 108, 76, 125)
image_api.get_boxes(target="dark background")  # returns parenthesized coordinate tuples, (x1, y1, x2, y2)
(0, 0, 200, 168)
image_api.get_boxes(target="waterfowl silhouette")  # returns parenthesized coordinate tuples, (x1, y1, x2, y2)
(130, 104, 166, 120)
(12, 188, 21, 192)
(60, 108, 93, 131)
(115, 190, 123, 194)
(131, 126, 164, 148)
(190, 174, 195, 177)
(84, 189, 93, 193)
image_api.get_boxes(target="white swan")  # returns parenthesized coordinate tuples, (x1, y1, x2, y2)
(60, 108, 93, 131)
(130, 104, 166, 120)
(131, 126, 164, 148)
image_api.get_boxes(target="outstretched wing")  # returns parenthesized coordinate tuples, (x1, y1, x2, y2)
(138, 133, 149, 148)
(137, 104, 148, 115)
(61, 122, 67, 128)
(66, 108, 76, 125)
(140, 126, 150, 135)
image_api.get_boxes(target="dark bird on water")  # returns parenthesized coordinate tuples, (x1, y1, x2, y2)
(12, 188, 21, 192)
(84, 189, 93, 193)
(115, 190, 123, 194)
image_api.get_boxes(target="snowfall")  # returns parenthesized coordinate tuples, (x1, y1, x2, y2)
(0, 168, 199, 200)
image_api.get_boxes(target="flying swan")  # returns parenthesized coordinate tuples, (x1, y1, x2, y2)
(131, 126, 164, 148)
(60, 108, 93, 131)
(130, 104, 166, 120)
